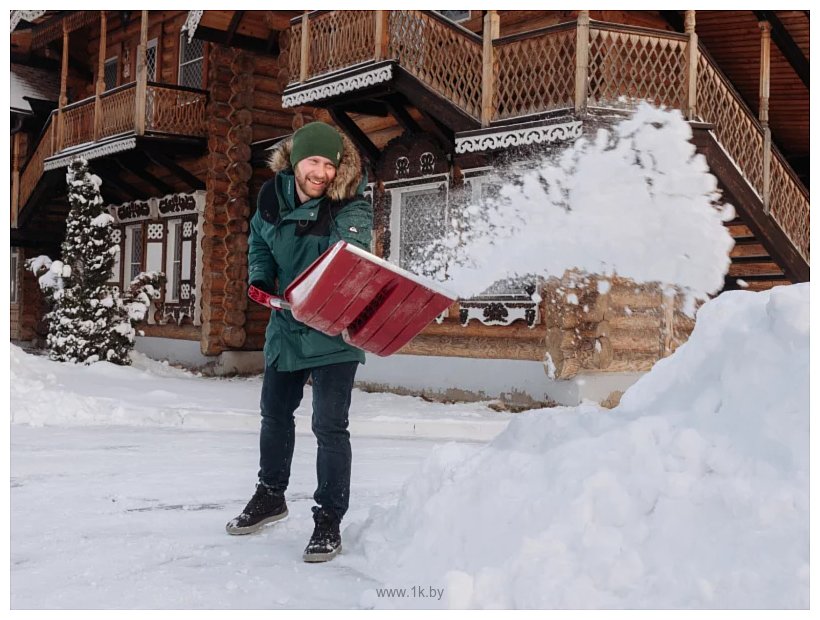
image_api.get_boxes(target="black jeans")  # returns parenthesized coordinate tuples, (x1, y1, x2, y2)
(257, 360, 358, 521)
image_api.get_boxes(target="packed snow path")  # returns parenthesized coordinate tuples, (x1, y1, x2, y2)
(11, 424, 466, 609)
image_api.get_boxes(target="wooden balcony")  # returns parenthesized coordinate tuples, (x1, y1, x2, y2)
(16, 82, 207, 221)
(283, 10, 808, 275)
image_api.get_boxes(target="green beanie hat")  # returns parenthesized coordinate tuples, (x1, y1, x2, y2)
(290, 122, 344, 168)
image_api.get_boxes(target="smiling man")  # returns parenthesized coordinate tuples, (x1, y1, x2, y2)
(226, 122, 373, 563)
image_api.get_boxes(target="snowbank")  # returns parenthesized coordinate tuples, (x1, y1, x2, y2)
(9, 346, 510, 441)
(348, 284, 809, 609)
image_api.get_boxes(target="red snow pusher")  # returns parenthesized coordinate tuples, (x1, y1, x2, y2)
(247, 241, 457, 356)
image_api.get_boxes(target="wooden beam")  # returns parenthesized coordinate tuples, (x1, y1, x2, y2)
(385, 95, 422, 133)
(328, 107, 381, 164)
(57, 20, 69, 151)
(226, 11, 245, 46)
(418, 108, 455, 148)
(192, 26, 279, 55)
(116, 153, 174, 196)
(481, 10, 500, 126)
(759, 20, 772, 213)
(755, 10, 809, 89)
(575, 11, 590, 115)
(143, 150, 205, 190)
(93, 11, 106, 141)
(300, 12, 310, 82)
(338, 100, 390, 117)
(134, 10, 149, 136)
(91, 160, 150, 201)
(394, 66, 479, 132)
(374, 11, 389, 61)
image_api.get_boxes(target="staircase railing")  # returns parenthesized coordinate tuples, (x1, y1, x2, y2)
(18, 112, 55, 214)
(288, 11, 809, 266)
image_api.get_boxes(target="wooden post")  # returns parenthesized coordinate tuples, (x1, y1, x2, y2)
(759, 20, 772, 214)
(374, 11, 389, 61)
(299, 11, 310, 82)
(575, 10, 590, 115)
(481, 10, 500, 127)
(135, 10, 149, 135)
(11, 132, 21, 227)
(684, 10, 698, 120)
(57, 20, 70, 151)
(94, 11, 108, 141)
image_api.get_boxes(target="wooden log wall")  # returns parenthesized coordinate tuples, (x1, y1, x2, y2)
(200, 43, 254, 356)
(14, 248, 49, 343)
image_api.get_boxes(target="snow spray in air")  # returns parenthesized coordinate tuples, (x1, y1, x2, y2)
(408, 103, 735, 315)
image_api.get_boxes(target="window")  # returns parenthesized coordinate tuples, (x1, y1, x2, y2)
(124, 224, 144, 284)
(436, 10, 471, 23)
(178, 34, 204, 89)
(11, 249, 20, 304)
(388, 180, 449, 278)
(146, 38, 158, 81)
(104, 57, 118, 91)
(165, 220, 183, 302)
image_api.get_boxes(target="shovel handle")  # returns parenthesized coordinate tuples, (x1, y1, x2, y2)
(248, 285, 291, 311)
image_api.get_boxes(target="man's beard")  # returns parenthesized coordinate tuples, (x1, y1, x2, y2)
(295, 169, 329, 199)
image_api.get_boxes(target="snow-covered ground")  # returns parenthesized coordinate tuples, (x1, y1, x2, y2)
(10, 283, 809, 609)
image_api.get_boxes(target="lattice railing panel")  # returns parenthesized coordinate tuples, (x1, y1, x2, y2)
(98, 86, 137, 140)
(61, 102, 95, 149)
(494, 28, 575, 120)
(388, 11, 483, 119)
(289, 22, 302, 82)
(588, 28, 687, 110)
(770, 154, 810, 262)
(18, 118, 54, 210)
(146, 85, 207, 136)
(307, 11, 375, 79)
(696, 54, 764, 197)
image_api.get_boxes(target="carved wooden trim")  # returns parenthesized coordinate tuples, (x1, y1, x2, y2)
(455, 119, 582, 153)
(283, 62, 393, 107)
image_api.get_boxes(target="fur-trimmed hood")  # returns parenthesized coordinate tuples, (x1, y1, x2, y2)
(267, 132, 364, 202)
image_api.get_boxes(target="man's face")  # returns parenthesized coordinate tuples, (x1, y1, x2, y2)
(294, 155, 337, 202)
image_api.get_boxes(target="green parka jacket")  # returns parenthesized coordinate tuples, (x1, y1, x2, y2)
(248, 134, 373, 371)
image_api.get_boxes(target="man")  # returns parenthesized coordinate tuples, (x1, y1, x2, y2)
(226, 122, 373, 563)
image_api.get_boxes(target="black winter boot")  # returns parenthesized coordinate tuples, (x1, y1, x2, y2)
(225, 483, 288, 535)
(302, 506, 342, 562)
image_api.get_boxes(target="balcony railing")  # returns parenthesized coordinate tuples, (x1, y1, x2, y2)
(16, 82, 207, 216)
(287, 10, 809, 265)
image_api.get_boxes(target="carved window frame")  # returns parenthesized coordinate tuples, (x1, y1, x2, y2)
(108, 191, 205, 326)
(384, 174, 450, 275)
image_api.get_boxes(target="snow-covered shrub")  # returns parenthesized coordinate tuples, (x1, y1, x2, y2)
(25, 158, 165, 365)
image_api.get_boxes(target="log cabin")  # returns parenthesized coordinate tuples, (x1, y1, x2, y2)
(10, 10, 809, 407)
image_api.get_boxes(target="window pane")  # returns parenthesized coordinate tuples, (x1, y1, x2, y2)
(146, 42, 157, 81)
(104, 58, 118, 90)
(179, 61, 203, 89)
(180, 36, 204, 65)
(130, 227, 143, 282)
(400, 188, 447, 275)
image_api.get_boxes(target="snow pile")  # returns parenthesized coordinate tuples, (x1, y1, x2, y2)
(420, 104, 734, 312)
(349, 284, 809, 609)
